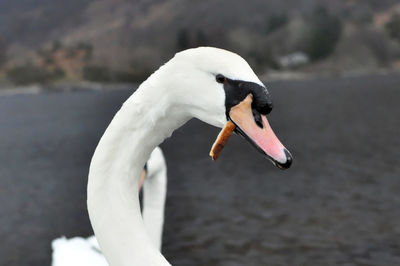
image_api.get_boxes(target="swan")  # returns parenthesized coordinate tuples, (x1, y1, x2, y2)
(87, 47, 292, 266)
(51, 147, 167, 266)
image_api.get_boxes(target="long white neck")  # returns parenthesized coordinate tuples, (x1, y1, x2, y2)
(87, 80, 190, 266)
(142, 147, 167, 251)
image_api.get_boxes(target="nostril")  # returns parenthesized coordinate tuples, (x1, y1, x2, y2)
(252, 108, 263, 128)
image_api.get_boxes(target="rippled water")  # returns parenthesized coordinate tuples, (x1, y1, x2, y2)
(162, 74, 400, 266)
(1, 74, 399, 265)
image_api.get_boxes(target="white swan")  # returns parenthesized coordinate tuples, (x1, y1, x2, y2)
(51, 147, 167, 266)
(87, 47, 292, 266)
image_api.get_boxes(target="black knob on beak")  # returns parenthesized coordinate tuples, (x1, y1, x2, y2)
(263, 100, 273, 114)
(253, 96, 273, 115)
(251, 85, 273, 115)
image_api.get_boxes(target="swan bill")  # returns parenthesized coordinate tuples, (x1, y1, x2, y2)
(139, 169, 147, 189)
(210, 121, 236, 161)
(228, 94, 292, 169)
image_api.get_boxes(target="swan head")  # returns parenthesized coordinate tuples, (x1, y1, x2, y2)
(153, 47, 292, 169)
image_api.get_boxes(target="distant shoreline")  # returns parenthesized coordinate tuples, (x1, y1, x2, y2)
(261, 68, 400, 82)
(1, 70, 399, 97)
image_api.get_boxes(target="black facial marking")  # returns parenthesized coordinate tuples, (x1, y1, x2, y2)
(220, 76, 273, 122)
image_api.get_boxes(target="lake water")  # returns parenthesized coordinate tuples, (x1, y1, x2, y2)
(1, 73, 399, 265)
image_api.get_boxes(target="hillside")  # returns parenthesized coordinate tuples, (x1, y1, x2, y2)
(0, 0, 400, 85)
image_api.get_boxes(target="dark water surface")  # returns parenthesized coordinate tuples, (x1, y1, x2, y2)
(1, 74, 400, 266)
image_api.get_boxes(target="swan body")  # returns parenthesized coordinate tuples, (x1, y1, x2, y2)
(52, 147, 166, 266)
(51, 236, 107, 266)
(87, 47, 292, 266)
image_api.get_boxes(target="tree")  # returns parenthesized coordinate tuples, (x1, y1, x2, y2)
(7, 64, 65, 85)
(304, 6, 342, 61)
(265, 13, 288, 34)
(51, 40, 62, 52)
(0, 37, 7, 67)
(385, 14, 400, 43)
(77, 42, 93, 60)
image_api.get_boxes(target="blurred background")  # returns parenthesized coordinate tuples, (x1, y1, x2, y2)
(1, 0, 400, 265)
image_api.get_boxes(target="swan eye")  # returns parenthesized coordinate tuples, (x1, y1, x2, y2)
(216, 74, 226, 83)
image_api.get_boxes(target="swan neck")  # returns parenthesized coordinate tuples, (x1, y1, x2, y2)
(87, 83, 187, 266)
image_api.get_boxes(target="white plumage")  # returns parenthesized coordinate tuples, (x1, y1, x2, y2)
(52, 147, 167, 266)
(86, 47, 262, 266)
(81, 47, 288, 266)
(51, 236, 107, 266)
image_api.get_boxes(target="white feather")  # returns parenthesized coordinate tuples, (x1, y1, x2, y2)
(52, 147, 166, 266)
(83, 47, 264, 266)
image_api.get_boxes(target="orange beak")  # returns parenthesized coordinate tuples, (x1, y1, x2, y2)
(210, 94, 292, 169)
